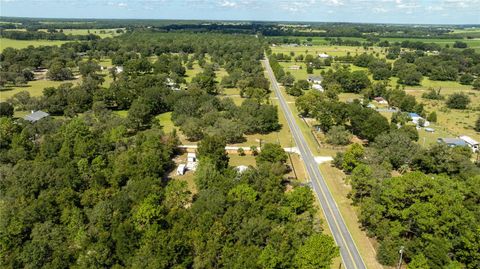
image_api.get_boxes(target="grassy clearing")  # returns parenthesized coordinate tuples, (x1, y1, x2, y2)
(0, 38, 68, 51)
(185, 61, 203, 83)
(0, 79, 75, 101)
(228, 154, 257, 167)
(156, 112, 176, 133)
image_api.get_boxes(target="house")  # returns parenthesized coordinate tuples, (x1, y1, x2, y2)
(24, 110, 49, 123)
(307, 75, 322, 84)
(312, 84, 324, 92)
(437, 138, 467, 148)
(289, 65, 301, 70)
(408, 113, 430, 127)
(374, 97, 388, 105)
(176, 164, 186, 175)
(186, 152, 198, 171)
(458, 135, 479, 152)
(318, 53, 330, 59)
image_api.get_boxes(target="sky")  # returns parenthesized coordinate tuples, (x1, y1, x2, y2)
(1, 0, 479, 25)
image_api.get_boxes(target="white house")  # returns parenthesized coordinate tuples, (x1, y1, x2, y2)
(408, 113, 430, 127)
(458, 135, 479, 152)
(176, 164, 186, 175)
(318, 53, 330, 59)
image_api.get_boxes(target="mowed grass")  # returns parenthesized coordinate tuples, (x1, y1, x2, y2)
(0, 38, 68, 51)
(0, 79, 73, 101)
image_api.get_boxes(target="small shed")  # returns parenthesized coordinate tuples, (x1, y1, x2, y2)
(374, 97, 388, 105)
(24, 110, 49, 123)
(409, 113, 430, 127)
(176, 164, 186, 175)
(318, 53, 330, 59)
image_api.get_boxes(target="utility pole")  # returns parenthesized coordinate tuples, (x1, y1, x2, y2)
(397, 246, 405, 269)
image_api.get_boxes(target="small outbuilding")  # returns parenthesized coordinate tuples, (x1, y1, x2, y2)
(176, 164, 186, 175)
(312, 84, 324, 92)
(186, 152, 198, 171)
(235, 165, 249, 174)
(24, 110, 49, 123)
(374, 97, 388, 105)
(318, 53, 330, 58)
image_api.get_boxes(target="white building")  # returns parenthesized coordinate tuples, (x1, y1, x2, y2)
(176, 164, 186, 175)
(235, 165, 249, 174)
(458, 135, 479, 152)
(408, 113, 430, 127)
(318, 53, 330, 58)
(186, 152, 198, 171)
(312, 84, 324, 92)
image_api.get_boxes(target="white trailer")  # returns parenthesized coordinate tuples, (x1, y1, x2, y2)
(459, 135, 479, 152)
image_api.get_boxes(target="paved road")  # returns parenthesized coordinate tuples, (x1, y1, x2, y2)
(263, 58, 367, 269)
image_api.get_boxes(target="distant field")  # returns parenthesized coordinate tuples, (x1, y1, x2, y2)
(0, 79, 73, 101)
(39, 28, 122, 38)
(0, 38, 67, 51)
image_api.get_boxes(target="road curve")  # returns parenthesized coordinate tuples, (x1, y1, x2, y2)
(263, 57, 367, 269)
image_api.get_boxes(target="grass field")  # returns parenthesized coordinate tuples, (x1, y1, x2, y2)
(0, 38, 68, 51)
(0, 79, 74, 101)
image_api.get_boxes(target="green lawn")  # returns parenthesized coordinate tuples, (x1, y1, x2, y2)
(156, 112, 176, 133)
(0, 79, 74, 101)
(1, 38, 68, 51)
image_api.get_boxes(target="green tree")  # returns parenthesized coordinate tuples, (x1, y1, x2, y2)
(342, 143, 364, 173)
(127, 98, 153, 130)
(325, 125, 352, 145)
(197, 135, 229, 170)
(294, 234, 338, 269)
(459, 73, 474, 85)
(0, 102, 14, 117)
(256, 143, 287, 164)
(427, 111, 437, 122)
(446, 93, 470, 109)
(472, 78, 480, 90)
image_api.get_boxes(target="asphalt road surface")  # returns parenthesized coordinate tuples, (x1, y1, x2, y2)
(263, 57, 367, 269)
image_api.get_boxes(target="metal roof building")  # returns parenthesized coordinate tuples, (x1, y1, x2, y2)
(24, 111, 49, 123)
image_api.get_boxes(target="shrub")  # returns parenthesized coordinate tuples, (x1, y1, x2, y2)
(445, 93, 470, 109)
(325, 126, 352, 145)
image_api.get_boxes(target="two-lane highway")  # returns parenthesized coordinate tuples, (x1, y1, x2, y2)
(263, 57, 366, 269)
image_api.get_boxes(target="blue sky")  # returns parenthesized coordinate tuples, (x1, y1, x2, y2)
(1, 0, 479, 24)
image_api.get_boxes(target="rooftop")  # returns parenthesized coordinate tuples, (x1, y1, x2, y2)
(24, 110, 49, 122)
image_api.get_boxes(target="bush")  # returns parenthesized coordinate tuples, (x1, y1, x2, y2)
(421, 88, 444, 100)
(427, 111, 437, 123)
(475, 115, 480, 132)
(445, 93, 470, 109)
(325, 126, 352, 145)
(459, 73, 474, 85)
(473, 78, 480, 90)
(237, 147, 245, 156)
(0, 102, 14, 117)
